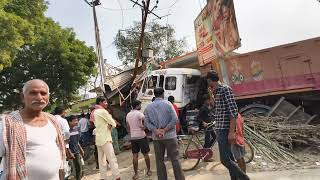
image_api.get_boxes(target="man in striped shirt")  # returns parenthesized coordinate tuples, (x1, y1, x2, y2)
(144, 87, 185, 180)
(207, 71, 250, 180)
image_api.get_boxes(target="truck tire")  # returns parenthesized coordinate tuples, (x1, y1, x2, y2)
(239, 104, 271, 117)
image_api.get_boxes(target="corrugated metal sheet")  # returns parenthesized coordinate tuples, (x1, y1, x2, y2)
(104, 69, 133, 92)
(163, 51, 199, 69)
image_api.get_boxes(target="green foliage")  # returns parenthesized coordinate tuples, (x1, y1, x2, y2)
(114, 21, 187, 65)
(0, 0, 49, 70)
(0, 1, 97, 112)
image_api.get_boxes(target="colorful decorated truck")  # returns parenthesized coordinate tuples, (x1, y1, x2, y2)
(138, 37, 320, 123)
(223, 37, 320, 122)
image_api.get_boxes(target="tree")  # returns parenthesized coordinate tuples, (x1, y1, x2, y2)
(0, 0, 48, 70)
(114, 21, 187, 65)
(0, 10, 96, 112)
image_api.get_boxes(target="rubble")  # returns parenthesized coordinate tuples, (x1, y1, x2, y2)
(244, 124, 298, 164)
(245, 116, 320, 150)
(243, 115, 320, 168)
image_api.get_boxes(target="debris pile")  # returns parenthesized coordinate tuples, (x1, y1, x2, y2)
(244, 116, 320, 164)
(245, 116, 320, 148)
(244, 124, 297, 164)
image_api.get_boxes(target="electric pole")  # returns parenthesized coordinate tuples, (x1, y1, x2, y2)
(84, 0, 107, 95)
(130, 0, 161, 81)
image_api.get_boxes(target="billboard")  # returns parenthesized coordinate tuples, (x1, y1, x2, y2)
(195, 0, 240, 66)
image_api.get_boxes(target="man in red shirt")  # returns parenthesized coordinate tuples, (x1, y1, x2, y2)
(168, 96, 181, 134)
(231, 113, 246, 172)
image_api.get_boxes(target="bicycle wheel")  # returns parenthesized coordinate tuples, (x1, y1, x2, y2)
(244, 141, 254, 164)
(177, 138, 201, 171)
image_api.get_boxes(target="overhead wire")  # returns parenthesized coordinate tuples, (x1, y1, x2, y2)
(154, 0, 179, 11)
(95, 0, 124, 50)
(116, 0, 124, 28)
(100, 5, 138, 11)
(198, 0, 204, 10)
(82, 0, 92, 6)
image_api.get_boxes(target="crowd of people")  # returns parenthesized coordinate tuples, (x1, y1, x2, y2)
(0, 70, 250, 180)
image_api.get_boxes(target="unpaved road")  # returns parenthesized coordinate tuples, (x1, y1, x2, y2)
(82, 142, 320, 180)
(187, 168, 320, 180)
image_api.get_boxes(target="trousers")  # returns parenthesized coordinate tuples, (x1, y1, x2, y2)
(97, 142, 120, 179)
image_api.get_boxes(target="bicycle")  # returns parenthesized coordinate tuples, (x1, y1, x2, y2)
(177, 121, 254, 171)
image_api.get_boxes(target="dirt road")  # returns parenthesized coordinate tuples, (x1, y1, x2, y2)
(187, 169, 320, 180)
(82, 142, 320, 180)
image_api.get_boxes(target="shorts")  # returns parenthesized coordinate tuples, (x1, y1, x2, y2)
(131, 136, 150, 154)
(231, 144, 245, 160)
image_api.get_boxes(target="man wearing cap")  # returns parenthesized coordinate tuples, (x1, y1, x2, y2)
(206, 71, 250, 180)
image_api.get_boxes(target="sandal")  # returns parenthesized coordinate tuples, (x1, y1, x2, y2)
(132, 174, 139, 180)
(146, 170, 152, 176)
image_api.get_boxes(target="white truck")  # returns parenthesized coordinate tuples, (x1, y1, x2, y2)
(137, 68, 201, 110)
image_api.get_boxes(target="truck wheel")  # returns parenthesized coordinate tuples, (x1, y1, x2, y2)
(239, 104, 271, 117)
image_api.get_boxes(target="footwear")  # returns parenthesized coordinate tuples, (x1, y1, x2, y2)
(146, 170, 152, 176)
(132, 174, 139, 180)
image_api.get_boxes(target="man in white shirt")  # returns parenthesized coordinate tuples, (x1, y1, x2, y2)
(0, 79, 65, 180)
(78, 113, 91, 146)
(54, 107, 70, 140)
(79, 113, 89, 133)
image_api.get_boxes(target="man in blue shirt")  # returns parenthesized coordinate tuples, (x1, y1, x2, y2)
(144, 87, 185, 180)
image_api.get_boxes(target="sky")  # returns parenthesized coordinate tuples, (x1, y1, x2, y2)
(46, 0, 320, 67)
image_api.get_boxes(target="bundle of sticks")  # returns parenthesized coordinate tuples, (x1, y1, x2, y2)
(243, 116, 320, 163)
(245, 116, 320, 149)
(244, 124, 298, 163)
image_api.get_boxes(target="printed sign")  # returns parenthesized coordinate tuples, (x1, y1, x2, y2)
(195, 0, 240, 66)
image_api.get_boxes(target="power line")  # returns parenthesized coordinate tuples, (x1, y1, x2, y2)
(198, 0, 203, 10)
(154, 0, 180, 11)
(104, 40, 115, 49)
(82, 0, 91, 6)
(116, 0, 124, 28)
(100, 5, 138, 11)
(129, 0, 162, 19)
(151, 0, 178, 21)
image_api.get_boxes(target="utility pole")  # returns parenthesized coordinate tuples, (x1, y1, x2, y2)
(84, 0, 107, 95)
(130, 0, 161, 81)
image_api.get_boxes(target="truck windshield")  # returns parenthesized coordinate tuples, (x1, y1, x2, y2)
(165, 76, 176, 90)
(147, 76, 158, 89)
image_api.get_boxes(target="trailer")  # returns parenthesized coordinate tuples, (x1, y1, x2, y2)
(138, 37, 320, 124)
(222, 37, 320, 123)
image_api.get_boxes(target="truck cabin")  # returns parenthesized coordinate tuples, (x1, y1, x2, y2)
(137, 68, 201, 110)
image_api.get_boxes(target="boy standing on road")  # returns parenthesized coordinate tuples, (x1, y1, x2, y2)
(67, 115, 84, 180)
(168, 96, 181, 134)
(198, 94, 217, 162)
(126, 100, 152, 179)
